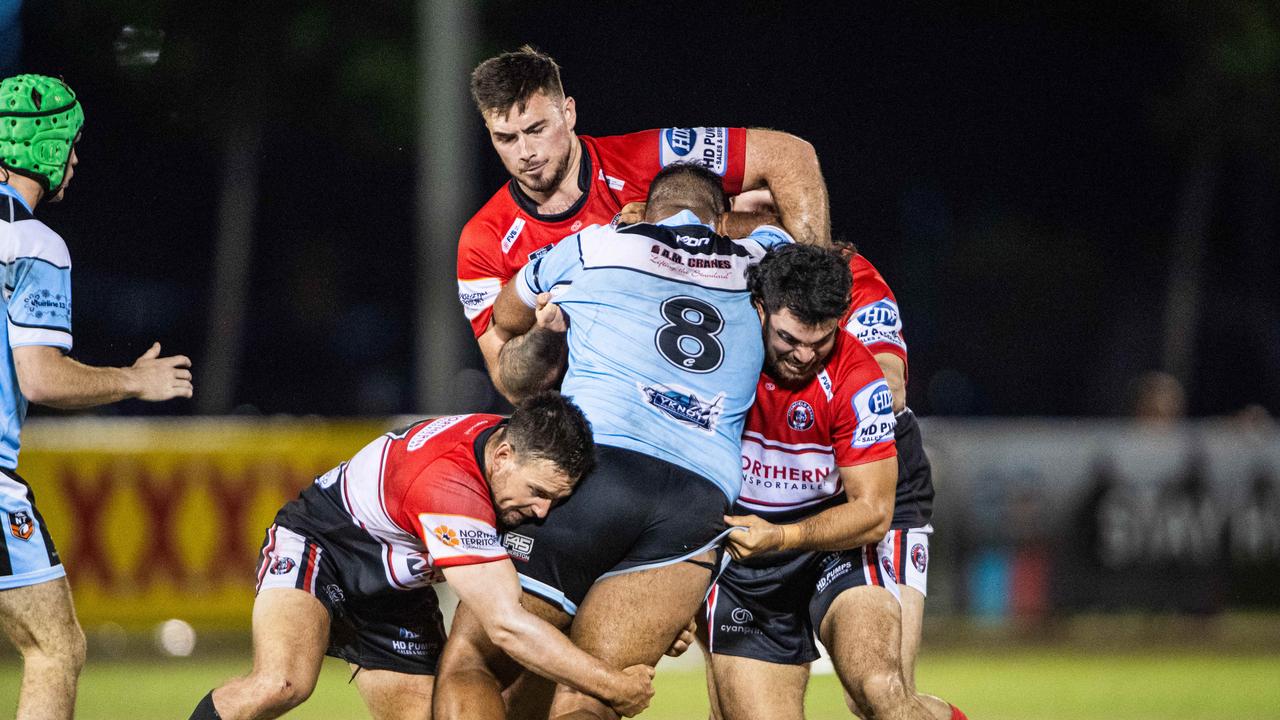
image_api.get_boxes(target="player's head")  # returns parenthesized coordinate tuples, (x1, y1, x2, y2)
(643, 163, 728, 226)
(471, 46, 578, 195)
(0, 74, 84, 203)
(486, 391, 594, 527)
(748, 244, 853, 386)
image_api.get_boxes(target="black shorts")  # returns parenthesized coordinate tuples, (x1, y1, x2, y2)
(255, 489, 447, 675)
(700, 537, 899, 665)
(892, 409, 935, 529)
(502, 443, 730, 615)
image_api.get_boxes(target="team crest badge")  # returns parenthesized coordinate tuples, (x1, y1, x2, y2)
(786, 401, 815, 431)
(268, 556, 296, 575)
(911, 543, 928, 573)
(881, 556, 898, 584)
(8, 511, 33, 541)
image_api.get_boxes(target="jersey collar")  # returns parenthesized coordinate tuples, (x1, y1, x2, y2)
(507, 138, 593, 223)
(0, 183, 34, 214)
(654, 209, 711, 229)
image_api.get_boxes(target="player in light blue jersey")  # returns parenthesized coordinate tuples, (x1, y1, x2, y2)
(434, 164, 795, 720)
(1, 74, 194, 720)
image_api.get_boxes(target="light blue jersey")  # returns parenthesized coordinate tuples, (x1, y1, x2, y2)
(0, 183, 73, 469)
(515, 210, 792, 501)
(0, 183, 71, 588)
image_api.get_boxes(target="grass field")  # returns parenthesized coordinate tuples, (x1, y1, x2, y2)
(4, 648, 1280, 719)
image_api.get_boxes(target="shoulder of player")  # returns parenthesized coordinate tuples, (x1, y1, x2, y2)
(2, 217, 71, 268)
(849, 253, 895, 300)
(829, 330, 886, 387)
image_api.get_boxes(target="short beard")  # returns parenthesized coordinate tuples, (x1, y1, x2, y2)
(522, 146, 572, 194)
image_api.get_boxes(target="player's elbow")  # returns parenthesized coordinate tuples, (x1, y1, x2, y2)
(16, 367, 61, 406)
(867, 499, 893, 540)
(484, 614, 525, 654)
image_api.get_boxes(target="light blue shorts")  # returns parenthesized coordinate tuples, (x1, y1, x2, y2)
(0, 467, 65, 590)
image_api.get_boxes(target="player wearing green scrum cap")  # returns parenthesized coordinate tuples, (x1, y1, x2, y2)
(1, 74, 194, 720)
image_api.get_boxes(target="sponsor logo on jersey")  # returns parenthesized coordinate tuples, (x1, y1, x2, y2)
(432, 525, 460, 547)
(268, 556, 296, 575)
(881, 556, 898, 584)
(659, 127, 729, 175)
(816, 560, 853, 592)
(787, 400, 815, 431)
(816, 369, 834, 400)
(21, 289, 70, 323)
(604, 173, 625, 191)
(8, 510, 33, 541)
(407, 415, 469, 452)
(392, 626, 434, 656)
(501, 218, 526, 254)
(430, 522, 500, 552)
(851, 379, 896, 449)
(324, 583, 346, 607)
(911, 543, 928, 573)
(847, 299, 907, 351)
(457, 278, 502, 319)
(675, 234, 711, 248)
(639, 383, 725, 433)
(399, 626, 421, 639)
(503, 532, 534, 562)
(527, 243, 555, 263)
(315, 464, 342, 489)
(731, 607, 754, 624)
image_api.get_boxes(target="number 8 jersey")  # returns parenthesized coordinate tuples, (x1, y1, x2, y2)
(514, 210, 792, 502)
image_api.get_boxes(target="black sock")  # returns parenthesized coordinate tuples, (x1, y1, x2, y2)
(189, 690, 223, 720)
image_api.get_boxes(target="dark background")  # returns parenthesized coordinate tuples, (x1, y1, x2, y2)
(7, 0, 1278, 418)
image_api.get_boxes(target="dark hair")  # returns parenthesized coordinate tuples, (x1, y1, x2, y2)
(644, 163, 728, 223)
(470, 45, 565, 116)
(505, 391, 595, 481)
(748, 244, 852, 325)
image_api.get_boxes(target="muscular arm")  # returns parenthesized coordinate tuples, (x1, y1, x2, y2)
(442, 560, 653, 714)
(14, 343, 193, 410)
(485, 283, 567, 404)
(741, 128, 830, 247)
(725, 457, 897, 557)
(874, 352, 907, 414)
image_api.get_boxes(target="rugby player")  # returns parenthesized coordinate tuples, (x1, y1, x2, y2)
(458, 46, 831, 401)
(0, 74, 194, 720)
(700, 242, 965, 720)
(732, 189, 944, 712)
(433, 164, 795, 720)
(188, 393, 655, 720)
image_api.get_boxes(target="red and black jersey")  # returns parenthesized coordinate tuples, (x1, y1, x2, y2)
(842, 253, 908, 369)
(324, 413, 510, 589)
(738, 332, 897, 520)
(457, 128, 748, 337)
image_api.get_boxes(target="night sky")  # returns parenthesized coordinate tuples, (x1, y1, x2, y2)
(8, 1, 1278, 418)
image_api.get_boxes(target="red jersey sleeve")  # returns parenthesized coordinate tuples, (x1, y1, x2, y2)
(844, 254, 908, 365)
(593, 127, 748, 204)
(456, 214, 508, 338)
(830, 339, 898, 468)
(404, 459, 508, 568)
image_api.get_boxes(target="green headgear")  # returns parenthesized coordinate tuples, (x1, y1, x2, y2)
(0, 74, 85, 194)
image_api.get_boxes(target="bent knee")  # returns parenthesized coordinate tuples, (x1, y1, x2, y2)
(20, 623, 86, 675)
(246, 672, 316, 711)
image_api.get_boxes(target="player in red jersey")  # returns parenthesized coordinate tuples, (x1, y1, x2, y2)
(187, 393, 655, 720)
(458, 46, 831, 399)
(698, 244, 966, 720)
(735, 189, 946, 713)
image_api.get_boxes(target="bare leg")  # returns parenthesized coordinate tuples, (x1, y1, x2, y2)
(548, 552, 714, 720)
(353, 666, 434, 720)
(0, 577, 86, 720)
(694, 629, 724, 720)
(705, 652, 808, 720)
(819, 586, 936, 720)
(209, 588, 330, 719)
(433, 595, 568, 720)
(898, 585, 925, 691)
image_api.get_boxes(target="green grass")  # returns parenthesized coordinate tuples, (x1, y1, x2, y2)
(3, 649, 1279, 719)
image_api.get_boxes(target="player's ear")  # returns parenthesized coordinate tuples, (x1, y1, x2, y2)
(562, 96, 576, 132)
(754, 301, 767, 325)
